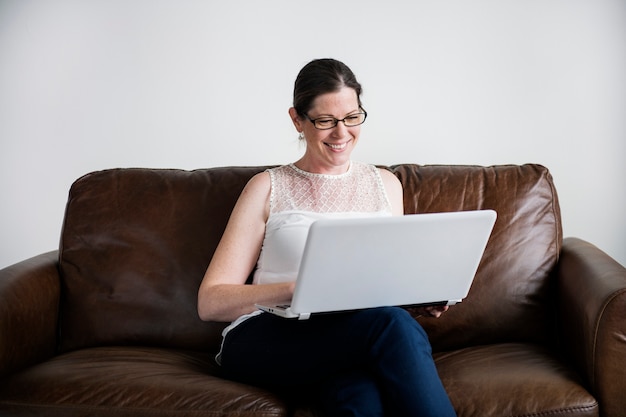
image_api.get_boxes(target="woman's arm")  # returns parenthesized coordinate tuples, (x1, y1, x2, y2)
(197, 172, 294, 322)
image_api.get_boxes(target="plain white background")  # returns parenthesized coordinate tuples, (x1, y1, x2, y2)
(1, 0, 625, 268)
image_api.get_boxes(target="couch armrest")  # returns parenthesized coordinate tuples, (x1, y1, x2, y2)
(557, 237, 626, 417)
(0, 251, 60, 378)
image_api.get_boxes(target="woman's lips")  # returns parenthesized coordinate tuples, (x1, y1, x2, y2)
(325, 140, 350, 151)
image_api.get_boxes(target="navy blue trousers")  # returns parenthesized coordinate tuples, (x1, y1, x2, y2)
(220, 306, 457, 417)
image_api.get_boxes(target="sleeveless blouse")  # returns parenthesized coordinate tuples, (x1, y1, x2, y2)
(253, 162, 393, 285)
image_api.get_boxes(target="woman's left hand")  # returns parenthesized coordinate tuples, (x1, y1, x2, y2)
(413, 305, 449, 318)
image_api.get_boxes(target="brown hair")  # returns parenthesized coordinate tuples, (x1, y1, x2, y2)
(293, 58, 363, 117)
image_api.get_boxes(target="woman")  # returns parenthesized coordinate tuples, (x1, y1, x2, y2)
(198, 58, 456, 417)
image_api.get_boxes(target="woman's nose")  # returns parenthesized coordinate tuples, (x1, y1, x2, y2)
(332, 120, 349, 136)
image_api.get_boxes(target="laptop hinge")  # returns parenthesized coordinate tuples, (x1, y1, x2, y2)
(298, 313, 312, 320)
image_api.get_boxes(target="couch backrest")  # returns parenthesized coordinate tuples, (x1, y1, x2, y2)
(58, 164, 561, 354)
(392, 164, 562, 351)
(58, 167, 266, 353)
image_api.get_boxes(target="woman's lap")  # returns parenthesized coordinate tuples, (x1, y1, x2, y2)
(219, 306, 456, 417)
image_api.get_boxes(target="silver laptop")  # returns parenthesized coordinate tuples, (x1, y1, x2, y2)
(256, 209, 497, 320)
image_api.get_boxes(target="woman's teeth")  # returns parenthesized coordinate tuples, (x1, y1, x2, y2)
(326, 142, 347, 150)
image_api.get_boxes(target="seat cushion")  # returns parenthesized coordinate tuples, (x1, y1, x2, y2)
(435, 343, 597, 417)
(0, 347, 287, 417)
(0, 344, 598, 417)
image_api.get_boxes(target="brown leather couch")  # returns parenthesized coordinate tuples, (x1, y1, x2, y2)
(1, 164, 625, 417)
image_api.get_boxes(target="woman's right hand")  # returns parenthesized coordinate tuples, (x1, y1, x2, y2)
(198, 172, 293, 322)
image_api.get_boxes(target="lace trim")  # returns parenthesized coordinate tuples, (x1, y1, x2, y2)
(287, 162, 353, 179)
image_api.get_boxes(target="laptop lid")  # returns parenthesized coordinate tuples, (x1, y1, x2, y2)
(257, 209, 496, 319)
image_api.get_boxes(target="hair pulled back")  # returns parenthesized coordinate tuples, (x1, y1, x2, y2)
(293, 58, 362, 117)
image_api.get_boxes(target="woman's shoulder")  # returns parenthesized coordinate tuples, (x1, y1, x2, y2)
(375, 167, 404, 216)
(376, 166, 401, 184)
(237, 171, 271, 210)
(245, 170, 271, 193)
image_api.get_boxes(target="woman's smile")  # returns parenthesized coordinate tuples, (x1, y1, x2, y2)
(325, 139, 351, 151)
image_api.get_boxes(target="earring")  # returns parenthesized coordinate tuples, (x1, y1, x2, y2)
(298, 132, 305, 141)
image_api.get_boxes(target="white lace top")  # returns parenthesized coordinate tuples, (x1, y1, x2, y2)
(253, 162, 393, 285)
(216, 161, 393, 363)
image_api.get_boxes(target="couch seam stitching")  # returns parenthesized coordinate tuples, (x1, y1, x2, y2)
(511, 401, 599, 417)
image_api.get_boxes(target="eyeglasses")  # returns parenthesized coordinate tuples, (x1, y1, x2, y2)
(305, 110, 367, 130)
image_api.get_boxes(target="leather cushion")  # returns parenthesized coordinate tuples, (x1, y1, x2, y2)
(392, 164, 562, 351)
(435, 343, 597, 417)
(0, 344, 597, 417)
(58, 167, 269, 353)
(0, 346, 287, 417)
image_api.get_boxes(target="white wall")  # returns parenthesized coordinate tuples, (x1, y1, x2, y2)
(1, 0, 625, 268)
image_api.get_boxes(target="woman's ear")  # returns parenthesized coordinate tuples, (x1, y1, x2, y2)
(288, 107, 304, 132)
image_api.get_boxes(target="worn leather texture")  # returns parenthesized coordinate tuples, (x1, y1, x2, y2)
(57, 167, 258, 354)
(394, 164, 562, 352)
(1, 164, 624, 417)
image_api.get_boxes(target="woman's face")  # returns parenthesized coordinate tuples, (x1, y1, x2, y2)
(290, 87, 362, 175)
